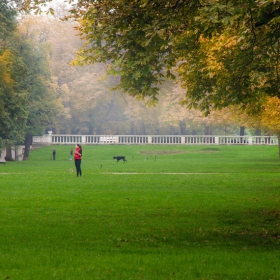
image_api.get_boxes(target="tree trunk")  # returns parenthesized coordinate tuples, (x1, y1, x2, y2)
(23, 133, 32, 160)
(179, 120, 186, 135)
(130, 121, 135, 135)
(5, 143, 12, 161)
(14, 146, 18, 161)
(204, 125, 211, 135)
(139, 123, 146, 135)
(88, 122, 94, 134)
(240, 126, 245, 144)
(255, 129, 261, 136)
(255, 129, 261, 144)
(277, 134, 280, 157)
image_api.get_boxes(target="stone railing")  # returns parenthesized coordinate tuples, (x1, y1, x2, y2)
(0, 145, 26, 161)
(32, 134, 279, 145)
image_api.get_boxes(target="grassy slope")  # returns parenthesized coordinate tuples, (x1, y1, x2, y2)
(0, 145, 279, 279)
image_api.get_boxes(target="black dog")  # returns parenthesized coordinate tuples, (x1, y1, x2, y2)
(113, 156, 127, 162)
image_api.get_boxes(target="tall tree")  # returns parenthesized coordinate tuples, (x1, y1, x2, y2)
(0, 1, 28, 155)
(17, 18, 66, 159)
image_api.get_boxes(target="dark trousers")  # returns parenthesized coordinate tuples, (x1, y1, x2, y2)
(75, 159, 82, 176)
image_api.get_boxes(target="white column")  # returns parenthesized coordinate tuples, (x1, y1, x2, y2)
(248, 137, 253, 145)
(215, 137, 219, 144)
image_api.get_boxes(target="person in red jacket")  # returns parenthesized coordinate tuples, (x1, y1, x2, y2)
(74, 144, 82, 177)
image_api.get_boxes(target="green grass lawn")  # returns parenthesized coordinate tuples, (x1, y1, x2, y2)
(0, 144, 279, 279)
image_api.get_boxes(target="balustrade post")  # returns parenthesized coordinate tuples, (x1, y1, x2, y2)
(248, 137, 253, 145)
(215, 137, 219, 144)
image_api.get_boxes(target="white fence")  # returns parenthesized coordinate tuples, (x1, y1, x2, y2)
(32, 134, 279, 145)
(0, 145, 26, 161)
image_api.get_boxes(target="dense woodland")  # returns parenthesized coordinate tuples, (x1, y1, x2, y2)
(1, 0, 280, 158)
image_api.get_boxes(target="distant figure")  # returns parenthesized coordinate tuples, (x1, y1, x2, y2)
(69, 149, 73, 160)
(74, 144, 82, 177)
(52, 148, 56, 160)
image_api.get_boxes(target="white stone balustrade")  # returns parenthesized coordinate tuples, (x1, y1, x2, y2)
(32, 135, 279, 146)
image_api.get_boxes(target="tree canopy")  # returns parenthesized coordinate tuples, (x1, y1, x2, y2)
(18, 0, 280, 114)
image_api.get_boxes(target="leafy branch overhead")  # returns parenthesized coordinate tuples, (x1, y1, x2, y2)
(18, 0, 280, 114)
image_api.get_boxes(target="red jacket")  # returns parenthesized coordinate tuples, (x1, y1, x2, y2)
(74, 147, 82, 160)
